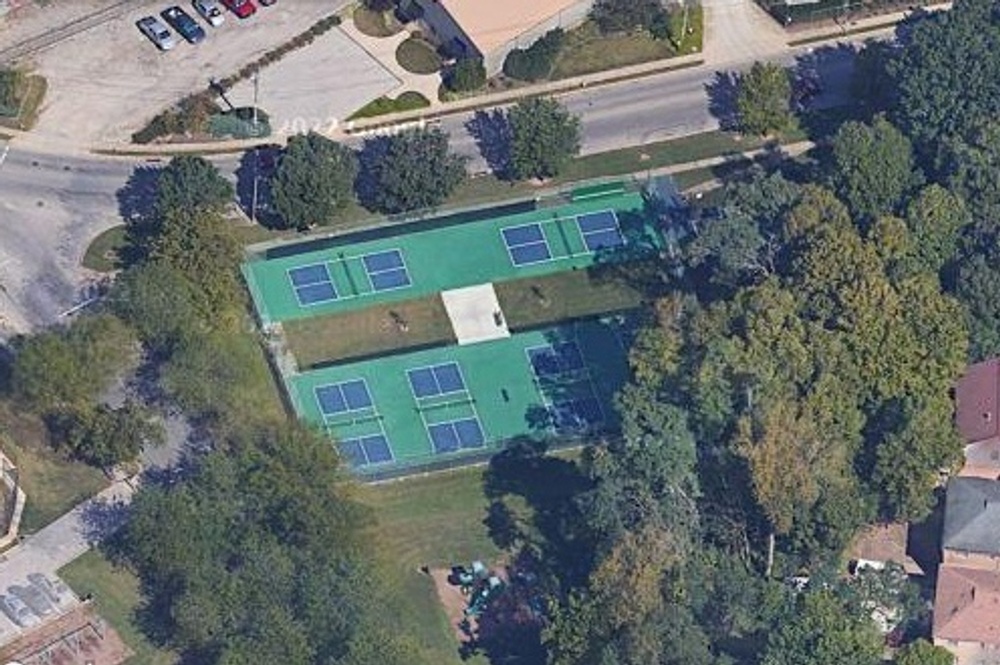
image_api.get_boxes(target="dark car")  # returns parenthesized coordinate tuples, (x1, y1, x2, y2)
(161, 6, 207, 43)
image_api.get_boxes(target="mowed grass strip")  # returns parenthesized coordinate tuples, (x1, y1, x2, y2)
(284, 294, 456, 368)
(59, 551, 179, 665)
(497, 268, 645, 330)
(0, 402, 108, 533)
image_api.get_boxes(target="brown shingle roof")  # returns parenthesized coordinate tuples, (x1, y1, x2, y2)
(933, 565, 1000, 645)
(955, 359, 1000, 447)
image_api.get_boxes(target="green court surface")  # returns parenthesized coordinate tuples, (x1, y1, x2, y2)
(286, 315, 636, 477)
(243, 190, 661, 325)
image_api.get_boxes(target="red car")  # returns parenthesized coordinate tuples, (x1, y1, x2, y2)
(222, 0, 255, 18)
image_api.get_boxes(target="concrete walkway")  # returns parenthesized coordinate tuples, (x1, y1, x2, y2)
(338, 16, 444, 106)
(0, 478, 136, 644)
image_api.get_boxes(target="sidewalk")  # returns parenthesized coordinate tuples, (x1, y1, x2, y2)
(0, 477, 136, 644)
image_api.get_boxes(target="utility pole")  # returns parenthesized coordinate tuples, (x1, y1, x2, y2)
(251, 72, 259, 224)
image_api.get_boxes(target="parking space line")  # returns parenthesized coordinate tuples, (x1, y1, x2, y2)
(0, 145, 9, 170)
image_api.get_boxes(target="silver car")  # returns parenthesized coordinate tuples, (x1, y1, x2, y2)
(0, 594, 39, 628)
(27, 573, 71, 607)
(10, 584, 54, 617)
(137, 16, 177, 51)
(193, 0, 225, 26)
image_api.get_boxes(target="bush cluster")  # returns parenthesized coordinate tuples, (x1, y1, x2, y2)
(503, 29, 564, 82)
(132, 93, 221, 144)
(444, 57, 486, 92)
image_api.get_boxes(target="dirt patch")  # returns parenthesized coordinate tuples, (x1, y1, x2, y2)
(0, 601, 133, 665)
(430, 567, 473, 641)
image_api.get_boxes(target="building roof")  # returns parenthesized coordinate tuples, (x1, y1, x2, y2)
(943, 477, 1000, 555)
(933, 565, 1000, 646)
(848, 523, 923, 576)
(438, 0, 582, 55)
(955, 359, 1000, 447)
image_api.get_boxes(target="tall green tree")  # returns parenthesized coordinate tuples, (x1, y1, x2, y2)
(155, 155, 234, 220)
(508, 97, 581, 181)
(272, 132, 357, 230)
(359, 127, 466, 214)
(58, 401, 165, 468)
(829, 116, 919, 221)
(12, 314, 137, 413)
(761, 590, 882, 665)
(590, 0, 663, 33)
(109, 262, 206, 355)
(895, 640, 955, 665)
(736, 61, 792, 137)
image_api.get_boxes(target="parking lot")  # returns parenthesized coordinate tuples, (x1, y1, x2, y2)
(10, 0, 391, 145)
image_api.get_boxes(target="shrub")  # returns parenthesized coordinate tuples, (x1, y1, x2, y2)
(444, 57, 486, 92)
(0, 68, 26, 113)
(503, 28, 564, 82)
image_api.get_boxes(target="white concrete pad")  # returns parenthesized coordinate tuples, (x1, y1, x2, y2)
(442, 283, 510, 345)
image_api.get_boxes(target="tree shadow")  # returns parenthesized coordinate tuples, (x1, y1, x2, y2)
(78, 494, 132, 546)
(705, 70, 741, 132)
(483, 438, 594, 592)
(465, 109, 513, 179)
(354, 135, 392, 211)
(115, 165, 162, 264)
(234, 144, 283, 229)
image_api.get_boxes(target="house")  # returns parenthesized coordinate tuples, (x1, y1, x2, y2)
(413, 0, 594, 74)
(954, 359, 1000, 479)
(849, 523, 924, 576)
(933, 477, 1000, 664)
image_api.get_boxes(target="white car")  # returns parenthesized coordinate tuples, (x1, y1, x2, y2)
(137, 16, 176, 51)
(193, 0, 226, 27)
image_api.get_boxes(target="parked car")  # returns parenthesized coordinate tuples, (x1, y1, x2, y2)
(9, 584, 54, 617)
(259, 0, 276, 5)
(136, 16, 176, 51)
(221, 0, 256, 18)
(161, 6, 207, 43)
(192, 0, 225, 26)
(0, 594, 39, 628)
(27, 573, 71, 606)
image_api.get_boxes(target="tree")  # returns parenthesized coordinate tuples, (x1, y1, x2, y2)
(851, 40, 896, 116)
(761, 590, 882, 665)
(154, 155, 234, 221)
(272, 132, 357, 229)
(12, 315, 137, 413)
(895, 640, 955, 665)
(110, 262, 206, 355)
(736, 61, 792, 136)
(502, 29, 564, 82)
(58, 401, 165, 468)
(956, 246, 1000, 361)
(686, 211, 774, 288)
(900, 184, 969, 278)
(444, 57, 486, 93)
(508, 97, 580, 180)
(887, 0, 1000, 150)
(149, 210, 243, 327)
(829, 116, 919, 221)
(590, 0, 663, 33)
(358, 127, 466, 214)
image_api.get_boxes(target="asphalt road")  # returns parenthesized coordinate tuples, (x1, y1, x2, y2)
(0, 32, 863, 337)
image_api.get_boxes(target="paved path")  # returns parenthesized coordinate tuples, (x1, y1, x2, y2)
(0, 478, 136, 643)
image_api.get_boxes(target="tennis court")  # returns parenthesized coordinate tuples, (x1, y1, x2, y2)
(286, 315, 636, 475)
(243, 189, 662, 325)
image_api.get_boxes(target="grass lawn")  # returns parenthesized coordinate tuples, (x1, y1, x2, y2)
(396, 37, 442, 75)
(349, 91, 431, 120)
(360, 466, 501, 665)
(353, 6, 403, 37)
(0, 74, 47, 131)
(59, 551, 179, 665)
(0, 402, 108, 533)
(82, 225, 127, 273)
(551, 16, 698, 80)
(284, 294, 456, 368)
(497, 268, 645, 330)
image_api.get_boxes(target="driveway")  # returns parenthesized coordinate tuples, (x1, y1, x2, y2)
(26, 1, 351, 145)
